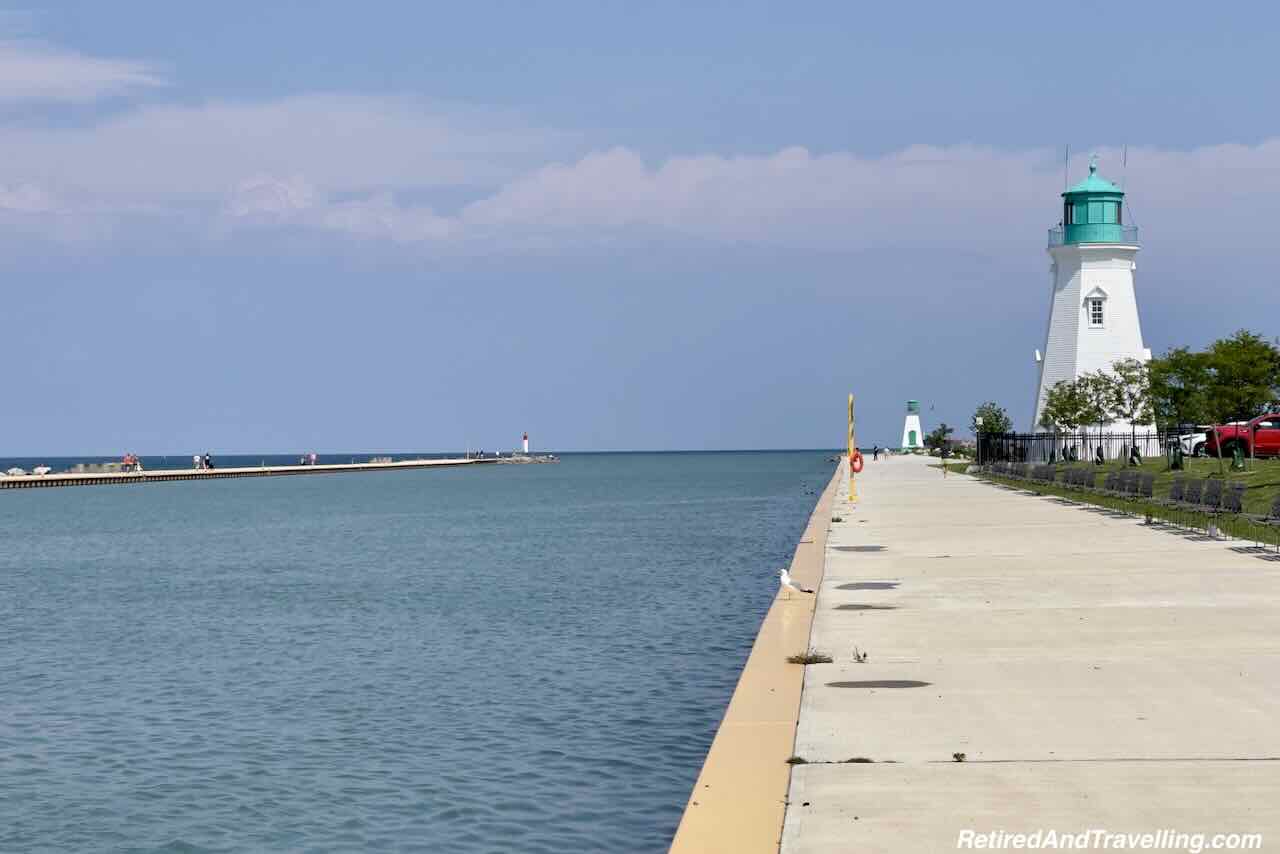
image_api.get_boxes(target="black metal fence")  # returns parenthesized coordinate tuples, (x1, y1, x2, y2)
(977, 430, 1175, 465)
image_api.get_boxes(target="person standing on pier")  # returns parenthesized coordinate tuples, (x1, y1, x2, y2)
(193, 454, 201, 471)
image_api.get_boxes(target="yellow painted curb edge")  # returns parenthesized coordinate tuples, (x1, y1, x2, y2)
(668, 462, 839, 854)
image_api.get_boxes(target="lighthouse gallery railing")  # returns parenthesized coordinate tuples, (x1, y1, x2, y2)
(1047, 224, 1139, 247)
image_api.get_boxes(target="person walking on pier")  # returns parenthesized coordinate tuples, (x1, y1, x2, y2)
(203, 452, 214, 471)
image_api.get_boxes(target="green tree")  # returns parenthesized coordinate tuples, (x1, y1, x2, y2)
(971, 401, 1012, 436)
(1040, 378, 1088, 461)
(1039, 379, 1086, 432)
(924, 422, 954, 451)
(1080, 371, 1115, 427)
(1079, 370, 1117, 461)
(1205, 330, 1280, 423)
(1108, 357, 1155, 451)
(1148, 347, 1211, 428)
(1202, 330, 1280, 468)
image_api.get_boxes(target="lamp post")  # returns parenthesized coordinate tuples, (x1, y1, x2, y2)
(975, 416, 984, 466)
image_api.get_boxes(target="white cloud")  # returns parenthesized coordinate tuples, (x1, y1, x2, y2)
(458, 145, 1052, 248)
(221, 175, 456, 243)
(4, 83, 1280, 257)
(0, 181, 55, 212)
(447, 141, 1280, 254)
(0, 38, 163, 102)
(204, 144, 1052, 249)
(226, 176, 318, 219)
(0, 32, 1276, 261)
(0, 94, 568, 204)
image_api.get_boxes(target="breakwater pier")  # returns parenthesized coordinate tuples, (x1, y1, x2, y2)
(0, 456, 501, 490)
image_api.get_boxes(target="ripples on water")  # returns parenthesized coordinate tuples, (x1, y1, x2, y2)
(0, 452, 833, 852)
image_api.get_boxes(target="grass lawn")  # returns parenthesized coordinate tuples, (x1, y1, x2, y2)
(965, 456, 1280, 548)
(1042, 455, 1280, 515)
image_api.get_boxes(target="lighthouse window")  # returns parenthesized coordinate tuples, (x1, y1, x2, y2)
(1088, 201, 1103, 222)
(1088, 298, 1105, 327)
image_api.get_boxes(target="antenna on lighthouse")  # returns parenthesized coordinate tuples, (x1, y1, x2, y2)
(1063, 144, 1069, 191)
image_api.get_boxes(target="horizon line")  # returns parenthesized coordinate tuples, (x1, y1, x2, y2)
(0, 447, 858, 459)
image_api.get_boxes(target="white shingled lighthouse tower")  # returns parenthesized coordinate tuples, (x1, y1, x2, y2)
(900, 400, 924, 451)
(1032, 157, 1151, 430)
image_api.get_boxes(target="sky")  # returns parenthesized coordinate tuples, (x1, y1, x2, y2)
(3, 1, 1279, 453)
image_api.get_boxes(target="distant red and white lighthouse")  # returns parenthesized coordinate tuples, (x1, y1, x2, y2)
(522, 432, 529, 454)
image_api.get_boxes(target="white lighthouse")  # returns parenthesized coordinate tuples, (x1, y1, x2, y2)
(900, 400, 924, 451)
(522, 432, 529, 454)
(1032, 158, 1151, 430)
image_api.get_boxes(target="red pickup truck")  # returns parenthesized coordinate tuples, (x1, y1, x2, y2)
(1204, 414, 1280, 457)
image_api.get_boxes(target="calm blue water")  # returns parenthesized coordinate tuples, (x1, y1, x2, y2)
(0, 451, 833, 853)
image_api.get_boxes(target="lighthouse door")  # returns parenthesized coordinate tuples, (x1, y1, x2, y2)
(909, 430, 917, 446)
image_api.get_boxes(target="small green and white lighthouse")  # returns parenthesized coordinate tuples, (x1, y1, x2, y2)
(1032, 156, 1151, 434)
(900, 400, 924, 450)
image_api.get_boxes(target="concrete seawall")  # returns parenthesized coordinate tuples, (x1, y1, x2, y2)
(0, 457, 497, 490)
(668, 460, 842, 853)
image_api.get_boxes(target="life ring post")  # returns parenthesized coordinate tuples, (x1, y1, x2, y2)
(847, 393, 858, 502)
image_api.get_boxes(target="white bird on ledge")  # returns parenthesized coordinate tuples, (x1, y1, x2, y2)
(778, 568, 814, 599)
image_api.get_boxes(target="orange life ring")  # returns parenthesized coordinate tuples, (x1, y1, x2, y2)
(850, 450, 864, 473)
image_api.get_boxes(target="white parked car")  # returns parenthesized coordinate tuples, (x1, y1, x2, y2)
(5, 467, 27, 476)
(1176, 427, 1210, 457)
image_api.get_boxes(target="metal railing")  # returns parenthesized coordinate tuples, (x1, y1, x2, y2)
(1048, 224, 1139, 247)
(978, 430, 1169, 465)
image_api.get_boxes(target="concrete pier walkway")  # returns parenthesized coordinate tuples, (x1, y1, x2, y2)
(781, 455, 1280, 852)
(0, 457, 496, 490)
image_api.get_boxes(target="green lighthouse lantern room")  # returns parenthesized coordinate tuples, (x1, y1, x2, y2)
(1055, 157, 1137, 246)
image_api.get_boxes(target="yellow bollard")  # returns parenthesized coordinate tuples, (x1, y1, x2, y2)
(847, 394, 858, 503)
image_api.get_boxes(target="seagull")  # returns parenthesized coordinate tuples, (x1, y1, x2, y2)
(778, 568, 814, 599)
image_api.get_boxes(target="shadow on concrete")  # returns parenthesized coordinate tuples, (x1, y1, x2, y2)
(834, 604, 899, 611)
